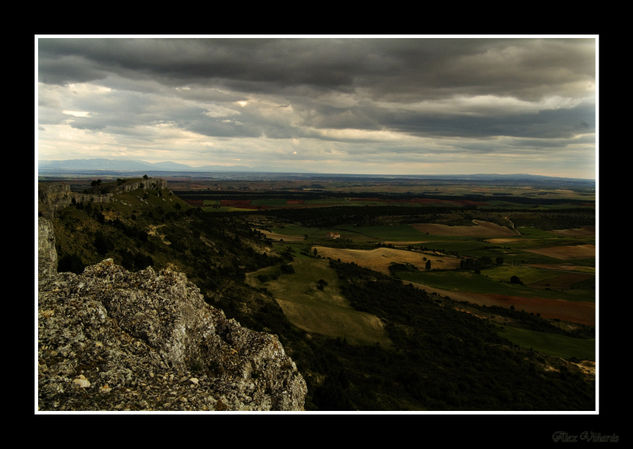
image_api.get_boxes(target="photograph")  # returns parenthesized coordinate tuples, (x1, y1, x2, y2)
(35, 35, 600, 420)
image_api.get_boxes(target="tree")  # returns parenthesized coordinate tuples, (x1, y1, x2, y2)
(94, 230, 113, 255)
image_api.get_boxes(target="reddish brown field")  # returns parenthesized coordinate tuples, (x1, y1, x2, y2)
(524, 244, 595, 260)
(409, 282, 595, 326)
(220, 199, 253, 208)
(552, 226, 595, 237)
(348, 197, 486, 206)
(527, 272, 593, 290)
(528, 263, 594, 273)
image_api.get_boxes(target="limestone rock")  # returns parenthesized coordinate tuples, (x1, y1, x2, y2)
(37, 218, 307, 411)
(38, 217, 57, 281)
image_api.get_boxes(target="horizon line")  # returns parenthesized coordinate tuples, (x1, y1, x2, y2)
(36, 158, 596, 181)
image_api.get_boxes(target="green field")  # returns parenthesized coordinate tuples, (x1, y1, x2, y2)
(335, 224, 428, 242)
(395, 269, 532, 296)
(395, 266, 594, 302)
(246, 251, 392, 347)
(499, 326, 595, 361)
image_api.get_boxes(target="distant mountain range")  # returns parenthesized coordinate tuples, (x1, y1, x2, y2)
(37, 158, 595, 185)
(38, 158, 253, 173)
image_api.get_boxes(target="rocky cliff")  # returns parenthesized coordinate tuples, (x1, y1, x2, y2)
(37, 217, 307, 411)
(38, 178, 168, 218)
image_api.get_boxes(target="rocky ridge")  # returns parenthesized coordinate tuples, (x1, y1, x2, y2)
(38, 178, 168, 217)
(37, 217, 307, 411)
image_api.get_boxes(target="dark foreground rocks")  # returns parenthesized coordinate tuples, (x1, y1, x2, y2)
(37, 217, 307, 411)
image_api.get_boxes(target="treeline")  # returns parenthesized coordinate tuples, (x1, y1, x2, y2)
(315, 260, 595, 411)
(508, 210, 595, 230)
(459, 301, 595, 339)
(216, 204, 594, 231)
(249, 206, 457, 227)
(174, 189, 593, 206)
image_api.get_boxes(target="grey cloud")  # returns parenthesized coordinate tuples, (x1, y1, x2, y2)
(37, 36, 596, 177)
(38, 37, 594, 102)
(38, 53, 110, 85)
(373, 102, 595, 139)
(297, 98, 595, 140)
(38, 36, 596, 141)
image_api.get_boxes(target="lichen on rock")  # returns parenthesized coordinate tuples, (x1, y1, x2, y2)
(37, 217, 307, 411)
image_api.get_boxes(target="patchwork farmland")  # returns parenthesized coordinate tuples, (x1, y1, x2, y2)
(171, 176, 595, 371)
(40, 172, 596, 411)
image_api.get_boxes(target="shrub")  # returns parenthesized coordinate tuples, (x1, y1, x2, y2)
(94, 231, 114, 255)
(280, 263, 295, 274)
(510, 275, 523, 285)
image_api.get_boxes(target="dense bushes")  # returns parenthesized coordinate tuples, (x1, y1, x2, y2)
(314, 260, 595, 411)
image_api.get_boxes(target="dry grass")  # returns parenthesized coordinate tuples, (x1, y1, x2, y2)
(256, 229, 305, 242)
(147, 224, 171, 245)
(485, 238, 523, 244)
(274, 297, 390, 346)
(312, 246, 461, 275)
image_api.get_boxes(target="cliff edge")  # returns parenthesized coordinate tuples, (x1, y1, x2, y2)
(37, 217, 307, 411)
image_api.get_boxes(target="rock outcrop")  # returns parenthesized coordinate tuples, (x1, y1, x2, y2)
(37, 217, 307, 411)
(38, 178, 168, 217)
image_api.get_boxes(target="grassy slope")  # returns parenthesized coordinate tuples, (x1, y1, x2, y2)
(499, 326, 595, 361)
(247, 251, 391, 347)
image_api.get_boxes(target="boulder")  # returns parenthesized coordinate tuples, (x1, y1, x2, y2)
(37, 218, 307, 411)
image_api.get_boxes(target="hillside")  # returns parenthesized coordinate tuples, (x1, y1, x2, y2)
(37, 176, 595, 411)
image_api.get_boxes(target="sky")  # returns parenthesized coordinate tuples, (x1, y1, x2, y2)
(36, 35, 597, 178)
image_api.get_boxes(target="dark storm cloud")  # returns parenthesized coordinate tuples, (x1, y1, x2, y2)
(370, 102, 596, 139)
(38, 38, 361, 92)
(38, 37, 594, 101)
